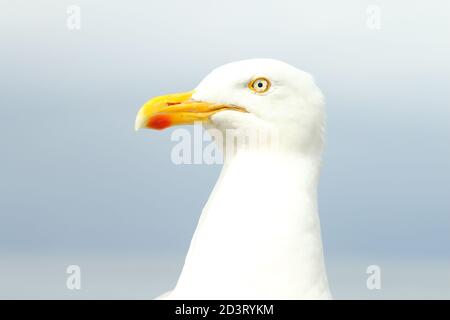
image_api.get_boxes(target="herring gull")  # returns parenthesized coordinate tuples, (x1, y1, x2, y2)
(135, 59, 332, 299)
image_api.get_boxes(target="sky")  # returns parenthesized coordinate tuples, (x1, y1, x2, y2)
(0, 0, 449, 298)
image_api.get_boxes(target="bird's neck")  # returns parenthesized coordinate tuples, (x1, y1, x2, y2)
(173, 148, 331, 299)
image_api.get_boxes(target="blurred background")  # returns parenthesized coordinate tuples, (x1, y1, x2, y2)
(0, 0, 449, 299)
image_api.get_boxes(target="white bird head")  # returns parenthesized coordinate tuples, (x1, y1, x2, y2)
(135, 59, 325, 154)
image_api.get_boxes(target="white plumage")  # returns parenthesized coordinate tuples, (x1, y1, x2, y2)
(137, 59, 331, 299)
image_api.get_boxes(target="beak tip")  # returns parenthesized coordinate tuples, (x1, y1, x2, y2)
(134, 116, 145, 131)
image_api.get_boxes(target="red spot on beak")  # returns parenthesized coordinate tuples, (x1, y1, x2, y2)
(148, 115, 172, 130)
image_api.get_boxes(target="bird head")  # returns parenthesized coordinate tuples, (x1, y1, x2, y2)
(135, 59, 325, 154)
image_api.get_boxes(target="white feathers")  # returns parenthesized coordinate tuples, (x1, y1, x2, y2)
(160, 59, 331, 299)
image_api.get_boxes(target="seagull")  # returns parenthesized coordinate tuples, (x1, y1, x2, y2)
(135, 59, 332, 299)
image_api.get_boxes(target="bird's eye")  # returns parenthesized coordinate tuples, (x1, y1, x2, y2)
(248, 77, 271, 94)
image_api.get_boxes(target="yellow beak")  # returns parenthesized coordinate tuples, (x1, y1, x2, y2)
(135, 91, 247, 130)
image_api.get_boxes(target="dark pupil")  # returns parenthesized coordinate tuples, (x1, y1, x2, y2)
(257, 82, 263, 88)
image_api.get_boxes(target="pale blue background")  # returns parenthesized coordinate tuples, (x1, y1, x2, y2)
(0, 0, 449, 299)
